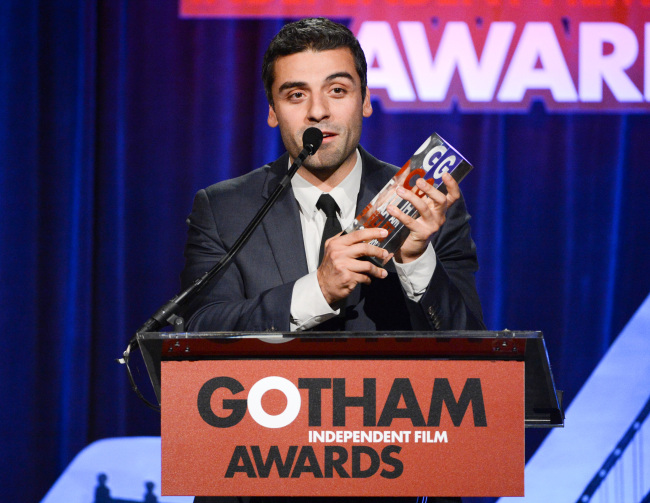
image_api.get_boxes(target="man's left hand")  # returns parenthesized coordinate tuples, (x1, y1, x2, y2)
(387, 172, 460, 263)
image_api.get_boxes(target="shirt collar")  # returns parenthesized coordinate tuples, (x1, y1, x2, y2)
(291, 149, 362, 228)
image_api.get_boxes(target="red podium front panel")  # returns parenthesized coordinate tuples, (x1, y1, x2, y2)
(161, 359, 524, 497)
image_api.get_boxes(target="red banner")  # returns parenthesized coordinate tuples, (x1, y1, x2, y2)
(161, 359, 524, 497)
(180, 1, 650, 112)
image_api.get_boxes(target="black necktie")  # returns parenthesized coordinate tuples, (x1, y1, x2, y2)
(316, 193, 342, 265)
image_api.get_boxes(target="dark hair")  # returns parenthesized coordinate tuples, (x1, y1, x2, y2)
(262, 18, 368, 105)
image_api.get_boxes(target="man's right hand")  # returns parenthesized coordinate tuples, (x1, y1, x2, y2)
(316, 228, 390, 306)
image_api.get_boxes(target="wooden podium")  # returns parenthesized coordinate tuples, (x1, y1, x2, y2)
(137, 330, 563, 498)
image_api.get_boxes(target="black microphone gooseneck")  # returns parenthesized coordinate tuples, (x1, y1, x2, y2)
(136, 127, 323, 334)
(119, 128, 323, 410)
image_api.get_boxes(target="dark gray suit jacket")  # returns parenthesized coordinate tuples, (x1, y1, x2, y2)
(180, 147, 484, 332)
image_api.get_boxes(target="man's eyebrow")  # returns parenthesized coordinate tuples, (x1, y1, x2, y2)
(326, 72, 355, 83)
(278, 81, 307, 94)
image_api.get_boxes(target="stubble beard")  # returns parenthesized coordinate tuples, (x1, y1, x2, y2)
(288, 124, 361, 176)
(301, 144, 356, 174)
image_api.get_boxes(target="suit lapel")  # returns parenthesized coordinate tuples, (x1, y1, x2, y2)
(259, 148, 395, 285)
(261, 154, 309, 284)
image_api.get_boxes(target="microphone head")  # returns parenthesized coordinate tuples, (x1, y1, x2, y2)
(302, 127, 323, 155)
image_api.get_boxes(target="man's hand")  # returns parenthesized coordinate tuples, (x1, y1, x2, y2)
(388, 172, 460, 263)
(317, 228, 390, 306)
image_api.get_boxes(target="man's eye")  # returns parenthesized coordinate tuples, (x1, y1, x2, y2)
(332, 87, 346, 95)
(289, 91, 304, 100)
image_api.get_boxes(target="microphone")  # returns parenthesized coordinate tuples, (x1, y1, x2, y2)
(122, 125, 324, 409)
(302, 127, 323, 155)
(120, 125, 323, 410)
(276, 127, 323, 190)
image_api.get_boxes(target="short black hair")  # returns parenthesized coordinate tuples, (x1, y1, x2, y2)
(262, 17, 368, 105)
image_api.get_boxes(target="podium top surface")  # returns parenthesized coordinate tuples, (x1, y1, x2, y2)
(138, 330, 538, 359)
(136, 330, 563, 427)
(137, 329, 539, 341)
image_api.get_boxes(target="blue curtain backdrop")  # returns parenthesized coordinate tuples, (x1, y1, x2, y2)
(1, 1, 649, 501)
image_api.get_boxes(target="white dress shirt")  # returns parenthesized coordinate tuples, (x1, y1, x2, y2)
(289, 149, 437, 330)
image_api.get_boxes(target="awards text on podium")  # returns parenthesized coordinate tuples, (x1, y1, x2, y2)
(162, 359, 524, 497)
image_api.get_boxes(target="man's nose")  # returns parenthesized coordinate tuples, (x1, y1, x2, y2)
(307, 94, 330, 122)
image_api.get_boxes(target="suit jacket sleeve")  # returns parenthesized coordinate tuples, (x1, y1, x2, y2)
(408, 191, 486, 331)
(179, 188, 295, 332)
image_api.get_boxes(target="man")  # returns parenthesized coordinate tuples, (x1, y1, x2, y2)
(184, 17, 484, 503)
(181, 18, 484, 335)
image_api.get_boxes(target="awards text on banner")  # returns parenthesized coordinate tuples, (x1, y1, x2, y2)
(180, 0, 650, 112)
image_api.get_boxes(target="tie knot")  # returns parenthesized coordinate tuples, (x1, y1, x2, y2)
(316, 193, 340, 218)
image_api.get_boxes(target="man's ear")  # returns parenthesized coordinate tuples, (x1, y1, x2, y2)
(362, 87, 373, 118)
(267, 104, 278, 127)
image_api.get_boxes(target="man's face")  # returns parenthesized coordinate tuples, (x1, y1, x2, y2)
(267, 48, 372, 174)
